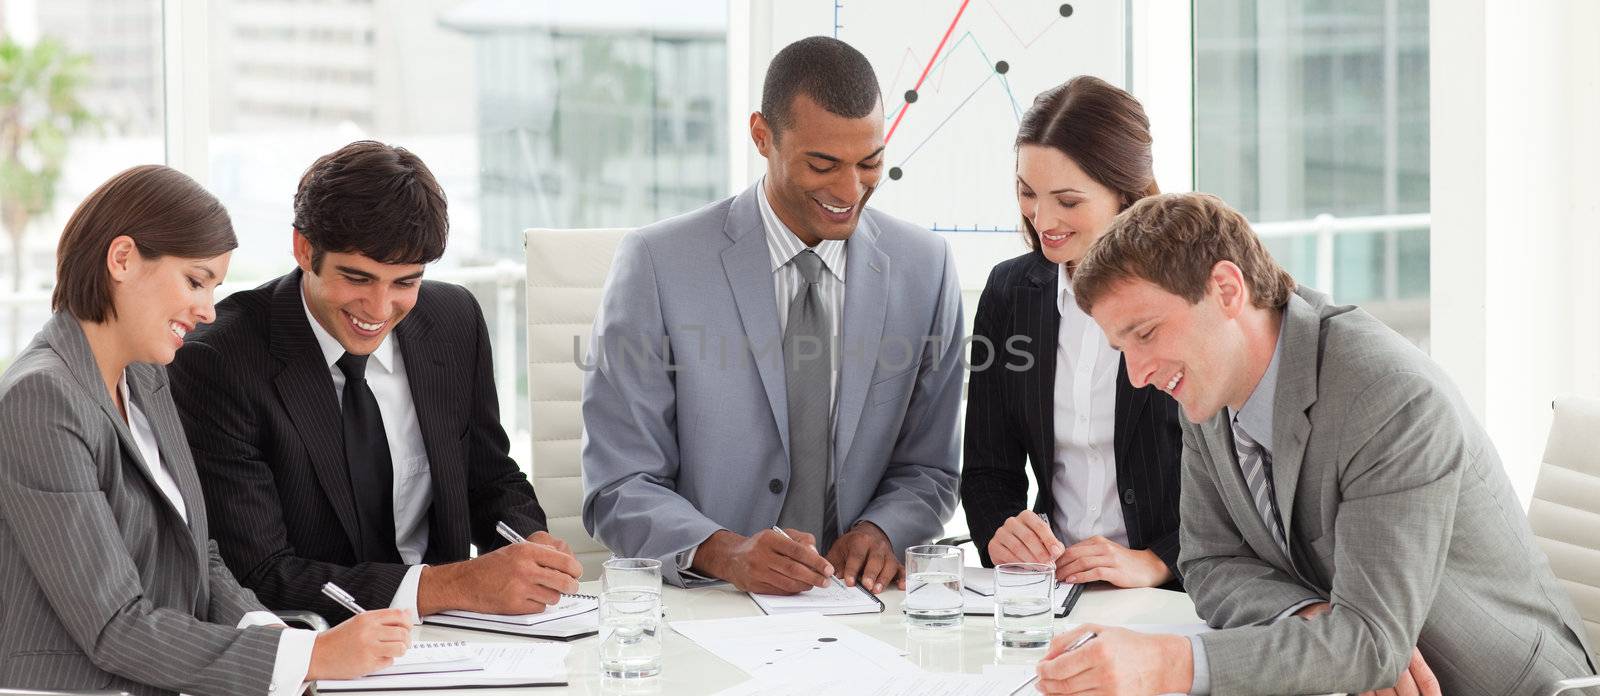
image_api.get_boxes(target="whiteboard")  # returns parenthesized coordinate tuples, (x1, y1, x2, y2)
(753, 0, 1127, 234)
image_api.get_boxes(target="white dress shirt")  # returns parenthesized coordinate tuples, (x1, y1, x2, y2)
(301, 290, 428, 615)
(1048, 263, 1129, 548)
(678, 177, 850, 578)
(119, 374, 315, 694)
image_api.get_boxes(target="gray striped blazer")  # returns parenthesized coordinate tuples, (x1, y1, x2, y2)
(0, 313, 282, 695)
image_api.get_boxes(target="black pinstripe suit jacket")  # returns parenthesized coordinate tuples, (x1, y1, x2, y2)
(960, 252, 1184, 583)
(168, 269, 547, 619)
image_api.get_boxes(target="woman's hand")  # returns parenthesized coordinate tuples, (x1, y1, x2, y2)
(305, 608, 414, 681)
(1055, 536, 1172, 588)
(987, 510, 1065, 565)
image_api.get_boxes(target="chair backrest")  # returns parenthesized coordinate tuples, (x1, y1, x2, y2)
(524, 228, 630, 581)
(1530, 395, 1600, 661)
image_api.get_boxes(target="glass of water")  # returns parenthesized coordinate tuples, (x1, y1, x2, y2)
(600, 557, 663, 679)
(993, 562, 1054, 648)
(903, 544, 964, 629)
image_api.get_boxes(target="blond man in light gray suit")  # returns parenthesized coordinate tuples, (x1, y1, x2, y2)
(1030, 193, 1598, 695)
(0, 166, 408, 695)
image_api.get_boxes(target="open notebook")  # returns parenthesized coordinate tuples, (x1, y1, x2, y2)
(315, 643, 569, 691)
(422, 594, 599, 641)
(748, 577, 885, 616)
(960, 567, 1082, 617)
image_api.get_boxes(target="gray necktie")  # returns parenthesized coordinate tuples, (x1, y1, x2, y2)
(1231, 420, 1289, 555)
(775, 250, 837, 550)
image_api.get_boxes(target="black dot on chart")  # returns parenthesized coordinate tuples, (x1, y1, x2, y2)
(904, 89, 918, 104)
(818, 637, 838, 643)
(995, 60, 1010, 74)
(1060, 4, 1074, 17)
(888, 167, 903, 180)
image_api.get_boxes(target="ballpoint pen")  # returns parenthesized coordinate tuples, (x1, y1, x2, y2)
(321, 581, 366, 614)
(495, 520, 525, 546)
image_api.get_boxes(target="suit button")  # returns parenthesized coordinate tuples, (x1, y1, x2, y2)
(1122, 489, 1136, 505)
(769, 479, 783, 494)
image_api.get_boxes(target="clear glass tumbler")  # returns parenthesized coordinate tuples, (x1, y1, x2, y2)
(993, 562, 1054, 648)
(903, 544, 964, 629)
(599, 557, 663, 679)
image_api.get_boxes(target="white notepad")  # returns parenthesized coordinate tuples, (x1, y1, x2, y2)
(315, 644, 569, 691)
(749, 577, 885, 616)
(437, 593, 597, 625)
(366, 641, 481, 677)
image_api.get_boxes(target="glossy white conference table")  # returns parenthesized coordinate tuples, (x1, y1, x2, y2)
(392, 580, 1204, 695)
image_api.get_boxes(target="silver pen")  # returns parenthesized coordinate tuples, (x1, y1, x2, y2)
(321, 581, 366, 614)
(495, 520, 526, 546)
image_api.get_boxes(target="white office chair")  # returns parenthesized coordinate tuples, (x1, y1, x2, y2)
(524, 228, 631, 581)
(1530, 395, 1600, 694)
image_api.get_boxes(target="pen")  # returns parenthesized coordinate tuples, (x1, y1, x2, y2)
(1013, 632, 1097, 694)
(321, 581, 366, 614)
(496, 520, 526, 546)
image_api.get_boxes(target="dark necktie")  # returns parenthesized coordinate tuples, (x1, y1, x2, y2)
(337, 352, 401, 563)
(775, 250, 838, 551)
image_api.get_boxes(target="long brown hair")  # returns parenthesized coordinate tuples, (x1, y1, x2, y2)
(1015, 76, 1159, 252)
(53, 165, 236, 322)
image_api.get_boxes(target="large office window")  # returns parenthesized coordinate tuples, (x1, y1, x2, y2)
(1195, 0, 1429, 345)
(0, 0, 166, 360)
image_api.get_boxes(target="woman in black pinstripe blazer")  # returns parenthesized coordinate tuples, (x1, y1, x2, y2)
(961, 77, 1184, 589)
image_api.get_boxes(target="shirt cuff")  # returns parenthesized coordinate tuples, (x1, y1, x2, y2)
(1188, 635, 1211, 695)
(237, 611, 315, 695)
(390, 564, 427, 624)
(677, 546, 717, 583)
(1274, 598, 1325, 623)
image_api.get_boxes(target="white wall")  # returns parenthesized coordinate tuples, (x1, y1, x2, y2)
(1431, 0, 1600, 505)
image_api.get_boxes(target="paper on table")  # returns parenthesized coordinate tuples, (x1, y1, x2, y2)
(439, 594, 597, 625)
(315, 644, 570, 691)
(670, 612, 914, 678)
(711, 670, 1035, 696)
(962, 570, 1079, 617)
(749, 577, 882, 615)
(367, 641, 479, 677)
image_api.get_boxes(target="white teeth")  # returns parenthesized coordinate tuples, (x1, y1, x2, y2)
(820, 202, 850, 214)
(349, 315, 384, 332)
(1044, 233, 1067, 241)
(169, 322, 187, 339)
(1165, 371, 1183, 391)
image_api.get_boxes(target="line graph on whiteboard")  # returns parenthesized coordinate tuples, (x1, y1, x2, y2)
(768, 1, 1126, 234)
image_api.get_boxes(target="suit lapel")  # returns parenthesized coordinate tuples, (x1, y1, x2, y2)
(268, 271, 363, 552)
(126, 364, 208, 612)
(1020, 257, 1058, 455)
(832, 215, 888, 467)
(394, 292, 457, 561)
(1269, 292, 1321, 549)
(42, 315, 181, 522)
(720, 184, 791, 457)
(1113, 357, 1150, 467)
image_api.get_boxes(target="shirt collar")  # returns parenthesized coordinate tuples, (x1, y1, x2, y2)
(1057, 262, 1078, 315)
(300, 282, 395, 374)
(757, 176, 847, 281)
(1232, 311, 1287, 452)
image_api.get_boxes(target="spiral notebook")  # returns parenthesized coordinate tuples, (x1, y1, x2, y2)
(748, 577, 885, 616)
(315, 643, 569, 691)
(422, 594, 599, 641)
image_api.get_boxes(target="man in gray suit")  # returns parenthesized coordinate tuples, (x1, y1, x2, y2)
(581, 36, 963, 593)
(1032, 193, 1598, 695)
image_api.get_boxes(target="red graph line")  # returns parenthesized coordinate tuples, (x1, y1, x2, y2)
(884, 0, 971, 145)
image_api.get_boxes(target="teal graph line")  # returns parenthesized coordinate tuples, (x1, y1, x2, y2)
(892, 70, 997, 169)
(884, 31, 1022, 122)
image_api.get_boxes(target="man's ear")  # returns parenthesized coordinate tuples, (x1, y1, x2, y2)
(751, 111, 776, 157)
(1210, 260, 1250, 318)
(291, 230, 315, 274)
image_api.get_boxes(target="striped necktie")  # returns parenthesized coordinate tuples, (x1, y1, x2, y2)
(1231, 419, 1289, 555)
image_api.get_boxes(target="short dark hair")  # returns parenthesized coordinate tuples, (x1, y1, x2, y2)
(292, 140, 448, 271)
(1016, 76, 1160, 253)
(760, 36, 881, 136)
(1073, 193, 1297, 314)
(53, 165, 237, 323)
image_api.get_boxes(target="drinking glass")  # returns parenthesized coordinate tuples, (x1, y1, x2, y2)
(600, 558, 663, 679)
(903, 544, 964, 629)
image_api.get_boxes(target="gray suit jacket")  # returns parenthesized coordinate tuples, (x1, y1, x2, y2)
(581, 183, 964, 586)
(1181, 286, 1598, 695)
(0, 313, 282, 695)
